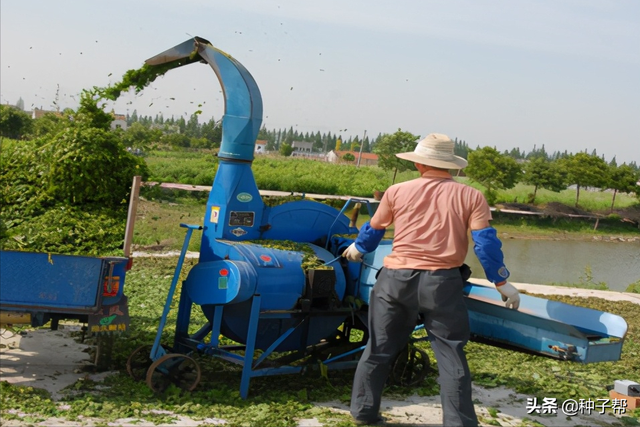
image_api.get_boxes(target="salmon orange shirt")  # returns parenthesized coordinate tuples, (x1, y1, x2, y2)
(371, 170, 492, 270)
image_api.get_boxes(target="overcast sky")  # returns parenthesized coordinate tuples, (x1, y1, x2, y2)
(1, 0, 638, 163)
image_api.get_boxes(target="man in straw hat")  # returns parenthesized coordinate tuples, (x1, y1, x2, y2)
(343, 133, 519, 426)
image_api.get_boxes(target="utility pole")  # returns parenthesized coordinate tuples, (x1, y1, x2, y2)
(356, 130, 367, 167)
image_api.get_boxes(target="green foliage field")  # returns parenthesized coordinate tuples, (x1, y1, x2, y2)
(146, 152, 420, 197)
(145, 151, 639, 213)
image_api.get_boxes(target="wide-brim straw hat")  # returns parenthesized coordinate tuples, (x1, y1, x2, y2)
(396, 133, 468, 169)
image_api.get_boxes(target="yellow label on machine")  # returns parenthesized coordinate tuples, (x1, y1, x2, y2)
(211, 206, 220, 224)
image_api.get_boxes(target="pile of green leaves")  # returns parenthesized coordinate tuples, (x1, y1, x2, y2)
(0, 91, 149, 255)
(245, 239, 333, 271)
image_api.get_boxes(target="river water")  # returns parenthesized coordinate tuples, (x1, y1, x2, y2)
(464, 239, 640, 292)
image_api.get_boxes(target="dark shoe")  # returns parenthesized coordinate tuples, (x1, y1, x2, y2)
(353, 415, 386, 425)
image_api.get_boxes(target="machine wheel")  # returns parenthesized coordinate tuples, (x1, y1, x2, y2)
(389, 345, 431, 387)
(128, 344, 173, 381)
(146, 353, 201, 393)
(127, 345, 154, 381)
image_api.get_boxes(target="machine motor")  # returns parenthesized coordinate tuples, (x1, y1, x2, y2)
(300, 269, 339, 311)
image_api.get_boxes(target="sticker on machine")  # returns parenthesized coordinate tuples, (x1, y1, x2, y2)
(211, 206, 220, 224)
(231, 227, 247, 237)
(237, 192, 253, 202)
(229, 211, 254, 227)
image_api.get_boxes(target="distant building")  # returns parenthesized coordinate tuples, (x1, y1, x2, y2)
(291, 152, 326, 160)
(255, 139, 267, 154)
(326, 150, 379, 166)
(292, 141, 313, 153)
(110, 112, 128, 131)
(32, 108, 62, 119)
(111, 119, 127, 131)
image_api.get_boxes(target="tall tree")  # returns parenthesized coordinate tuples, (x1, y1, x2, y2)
(201, 117, 221, 148)
(607, 164, 639, 212)
(122, 122, 161, 151)
(454, 138, 469, 159)
(560, 152, 609, 207)
(373, 129, 420, 184)
(466, 147, 522, 205)
(521, 158, 567, 203)
(0, 105, 33, 139)
(184, 113, 200, 138)
(128, 109, 138, 126)
(176, 116, 186, 134)
(279, 142, 293, 157)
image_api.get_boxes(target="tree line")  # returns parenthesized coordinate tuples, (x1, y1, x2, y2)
(371, 130, 639, 210)
(2, 105, 638, 211)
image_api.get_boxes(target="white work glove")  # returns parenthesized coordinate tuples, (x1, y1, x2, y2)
(496, 282, 520, 310)
(342, 242, 364, 262)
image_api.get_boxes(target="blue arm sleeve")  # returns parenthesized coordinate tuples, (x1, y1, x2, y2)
(471, 227, 510, 284)
(354, 221, 386, 253)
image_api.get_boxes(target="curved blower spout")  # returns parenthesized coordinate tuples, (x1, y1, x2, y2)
(146, 36, 263, 162)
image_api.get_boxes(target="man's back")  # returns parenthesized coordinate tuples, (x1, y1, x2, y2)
(372, 170, 491, 270)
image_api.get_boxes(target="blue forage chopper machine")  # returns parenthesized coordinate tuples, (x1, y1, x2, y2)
(128, 37, 629, 398)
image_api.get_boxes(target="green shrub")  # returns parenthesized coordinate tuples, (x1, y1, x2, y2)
(0, 93, 150, 254)
(625, 280, 640, 294)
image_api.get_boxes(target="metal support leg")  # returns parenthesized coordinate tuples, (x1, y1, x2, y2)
(211, 305, 223, 348)
(240, 294, 262, 399)
(150, 224, 201, 361)
(174, 284, 194, 354)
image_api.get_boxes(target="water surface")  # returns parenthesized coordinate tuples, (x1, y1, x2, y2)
(464, 239, 640, 292)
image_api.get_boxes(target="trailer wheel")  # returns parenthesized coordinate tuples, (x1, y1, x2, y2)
(146, 353, 201, 393)
(389, 345, 431, 387)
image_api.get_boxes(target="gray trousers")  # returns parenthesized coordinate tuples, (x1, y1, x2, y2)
(350, 267, 479, 427)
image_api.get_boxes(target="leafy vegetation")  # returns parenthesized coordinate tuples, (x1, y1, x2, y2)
(1, 257, 638, 425)
(1, 92, 149, 255)
(466, 147, 523, 205)
(244, 240, 334, 270)
(562, 152, 611, 207)
(608, 164, 640, 213)
(373, 129, 420, 184)
(0, 104, 33, 139)
(626, 280, 640, 294)
(521, 157, 567, 203)
(98, 62, 193, 101)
